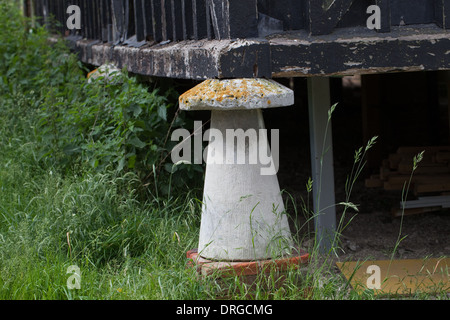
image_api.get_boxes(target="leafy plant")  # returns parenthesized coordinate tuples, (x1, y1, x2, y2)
(0, 0, 203, 196)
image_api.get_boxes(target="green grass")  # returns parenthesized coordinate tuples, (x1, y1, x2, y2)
(0, 133, 335, 300)
(0, 1, 447, 301)
(0, 97, 354, 300)
(0, 125, 422, 300)
(0, 126, 201, 299)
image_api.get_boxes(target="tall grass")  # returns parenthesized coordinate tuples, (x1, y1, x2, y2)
(0, 129, 205, 299)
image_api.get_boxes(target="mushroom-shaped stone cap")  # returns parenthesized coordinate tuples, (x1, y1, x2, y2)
(179, 78, 294, 111)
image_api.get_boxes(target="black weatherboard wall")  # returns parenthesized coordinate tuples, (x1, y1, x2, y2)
(26, 0, 450, 79)
(31, 0, 450, 37)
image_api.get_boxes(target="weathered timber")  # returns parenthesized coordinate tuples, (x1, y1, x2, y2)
(306, 0, 355, 36)
(269, 25, 450, 77)
(435, 0, 450, 29)
(391, 206, 442, 217)
(33, 0, 450, 78)
(35, 0, 450, 39)
(365, 146, 450, 195)
(257, 0, 305, 31)
(141, 0, 153, 41)
(133, 0, 145, 41)
(67, 24, 450, 79)
(376, 0, 390, 33)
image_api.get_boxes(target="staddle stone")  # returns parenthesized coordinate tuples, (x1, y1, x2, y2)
(179, 78, 294, 261)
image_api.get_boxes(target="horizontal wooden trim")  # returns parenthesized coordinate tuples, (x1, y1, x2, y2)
(64, 24, 450, 79)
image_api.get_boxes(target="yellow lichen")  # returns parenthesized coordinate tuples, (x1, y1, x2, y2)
(179, 78, 284, 106)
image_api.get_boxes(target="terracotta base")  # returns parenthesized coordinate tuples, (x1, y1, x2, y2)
(186, 247, 310, 277)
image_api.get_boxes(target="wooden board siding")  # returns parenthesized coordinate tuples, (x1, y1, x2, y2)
(34, 0, 450, 79)
(66, 24, 450, 79)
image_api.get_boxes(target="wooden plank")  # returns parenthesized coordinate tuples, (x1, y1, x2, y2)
(380, 166, 398, 180)
(206, 0, 259, 40)
(392, 206, 442, 217)
(207, 0, 223, 39)
(99, 0, 108, 42)
(435, 0, 450, 29)
(94, 0, 102, 40)
(227, 0, 258, 39)
(68, 23, 450, 79)
(111, 0, 125, 43)
(414, 182, 450, 194)
(435, 151, 450, 163)
(192, 0, 207, 40)
(375, 0, 390, 32)
(396, 146, 450, 155)
(365, 175, 383, 188)
(400, 195, 450, 209)
(390, 0, 434, 26)
(134, 0, 145, 41)
(150, 0, 163, 42)
(142, 0, 153, 41)
(306, 0, 355, 35)
(270, 25, 450, 78)
(218, 41, 271, 78)
(419, 194, 450, 202)
(171, 0, 183, 41)
(124, 0, 132, 40)
(391, 206, 442, 217)
(160, 0, 173, 41)
(388, 153, 403, 169)
(258, 0, 305, 31)
(388, 174, 450, 185)
(206, 0, 212, 39)
(383, 181, 405, 191)
(181, 0, 194, 40)
(397, 163, 450, 175)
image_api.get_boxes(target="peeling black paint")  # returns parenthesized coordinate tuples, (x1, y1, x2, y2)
(66, 24, 450, 79)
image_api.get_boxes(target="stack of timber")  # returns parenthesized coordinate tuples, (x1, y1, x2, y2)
(365, 146, 450, 216)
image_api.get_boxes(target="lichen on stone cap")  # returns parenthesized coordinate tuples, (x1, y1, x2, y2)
(179, 78, 294, 111)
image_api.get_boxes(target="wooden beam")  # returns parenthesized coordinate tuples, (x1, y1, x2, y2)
(376, 0, 391, 33)
(111, 0, 125, 43)
(270, 25, 450, 78)
(258, 0, 305, 31)
(392, 206, 442, 217)
(68, 24, 450, 79)
(401, 195, 450, 208)
(435, 0, 450, 29)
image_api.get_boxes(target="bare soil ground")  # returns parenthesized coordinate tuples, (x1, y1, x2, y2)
(267, 78, 450, 263)
(280, 165, 450, 262)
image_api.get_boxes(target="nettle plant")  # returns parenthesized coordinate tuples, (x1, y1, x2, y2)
(0, 0, 202, 194)
(36, 61, 202, 194)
